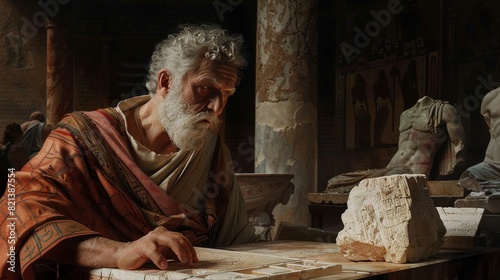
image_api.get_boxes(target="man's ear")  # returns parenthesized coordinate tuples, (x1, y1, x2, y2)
(157, 69, 171, 94)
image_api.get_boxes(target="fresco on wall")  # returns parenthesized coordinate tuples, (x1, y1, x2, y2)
(335, 0, 441, 150)
(343, 54, 427, 149)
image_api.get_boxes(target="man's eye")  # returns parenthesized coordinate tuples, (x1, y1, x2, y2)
(197, 85, 213, 97)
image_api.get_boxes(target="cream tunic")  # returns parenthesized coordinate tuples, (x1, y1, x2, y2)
(116, 96, 258, 246)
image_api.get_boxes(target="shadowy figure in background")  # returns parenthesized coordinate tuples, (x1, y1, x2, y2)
(21, 111, 52, 159)
(327, 96, 466, 193)
(0, 123, 29, 194)
(459, 88, 500, 194)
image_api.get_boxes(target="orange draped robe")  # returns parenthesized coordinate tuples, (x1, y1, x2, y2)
(0, 107, 246, 279)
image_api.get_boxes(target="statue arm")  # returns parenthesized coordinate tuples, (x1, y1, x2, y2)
(484, 111, 492, 134)
(480, 90, 495, 131)
(443, 104, 466, 163)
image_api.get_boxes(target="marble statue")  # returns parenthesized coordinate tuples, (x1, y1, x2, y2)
(459, 88, 500, 194)
(327, 96, 466, 193)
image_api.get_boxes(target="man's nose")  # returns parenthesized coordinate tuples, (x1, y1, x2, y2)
(207, 93, 224, 116)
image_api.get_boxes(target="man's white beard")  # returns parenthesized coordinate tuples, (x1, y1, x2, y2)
(157, 87, 221, 150)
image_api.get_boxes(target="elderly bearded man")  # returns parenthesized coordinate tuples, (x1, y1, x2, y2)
(0, 24, 259, 279)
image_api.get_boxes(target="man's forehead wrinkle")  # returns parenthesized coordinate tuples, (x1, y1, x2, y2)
(197, 59, 238, 80)
(192, 76, 224, 89)
(193, 69, 237, 86)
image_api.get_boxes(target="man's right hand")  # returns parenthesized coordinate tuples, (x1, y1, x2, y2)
(44, 226, 199, 270)
(116, 226, 199, 269)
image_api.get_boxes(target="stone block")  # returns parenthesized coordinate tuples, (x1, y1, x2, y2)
(426, 180, 463, 197)
(275, 222, 338, 243)
(455, 195, 500, 214)
(307, 192, 349, 205)
(336, 174, 446, 263)
(436, 207, 483, 248)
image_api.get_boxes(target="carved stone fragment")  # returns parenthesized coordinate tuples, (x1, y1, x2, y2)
(437, 207, 484, 248)
(336, 174, 446, 263)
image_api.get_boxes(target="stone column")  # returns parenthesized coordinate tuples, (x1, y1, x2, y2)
(46, 21, 73, 126)
(255, 0, 318, 230)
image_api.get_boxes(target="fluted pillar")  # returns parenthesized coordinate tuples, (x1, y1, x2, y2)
(46, 21, 73, 126)
(255, 0, 318, 231)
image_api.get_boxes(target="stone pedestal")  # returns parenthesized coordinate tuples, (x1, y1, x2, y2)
(437, 207, 484, 248)
(455, 195, 500, 213)
(236, 173, 295, 241)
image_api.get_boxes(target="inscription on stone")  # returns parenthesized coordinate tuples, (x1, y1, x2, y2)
(336, 174, 446, 263)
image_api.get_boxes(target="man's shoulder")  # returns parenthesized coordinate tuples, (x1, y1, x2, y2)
(55, 108, 122, 137)
(482, 89, 500, 114)
(60, 108, 120, 124)
(21, 120, 41, 133)
(441, 103, 462, 122)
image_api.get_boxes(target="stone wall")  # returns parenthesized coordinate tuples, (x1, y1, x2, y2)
(0, 1, 47, 138)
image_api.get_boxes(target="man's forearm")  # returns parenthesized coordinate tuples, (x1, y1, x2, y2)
(43, 235, 122, 268)
(41, 226, 198, 270)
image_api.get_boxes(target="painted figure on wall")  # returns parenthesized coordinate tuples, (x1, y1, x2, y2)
(352, 73, 371, 148)
(401, 59, 420, 110)
(373, 70, 392, 146)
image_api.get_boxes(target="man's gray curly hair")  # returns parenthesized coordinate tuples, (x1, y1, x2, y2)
(145, 24, 247, 94)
